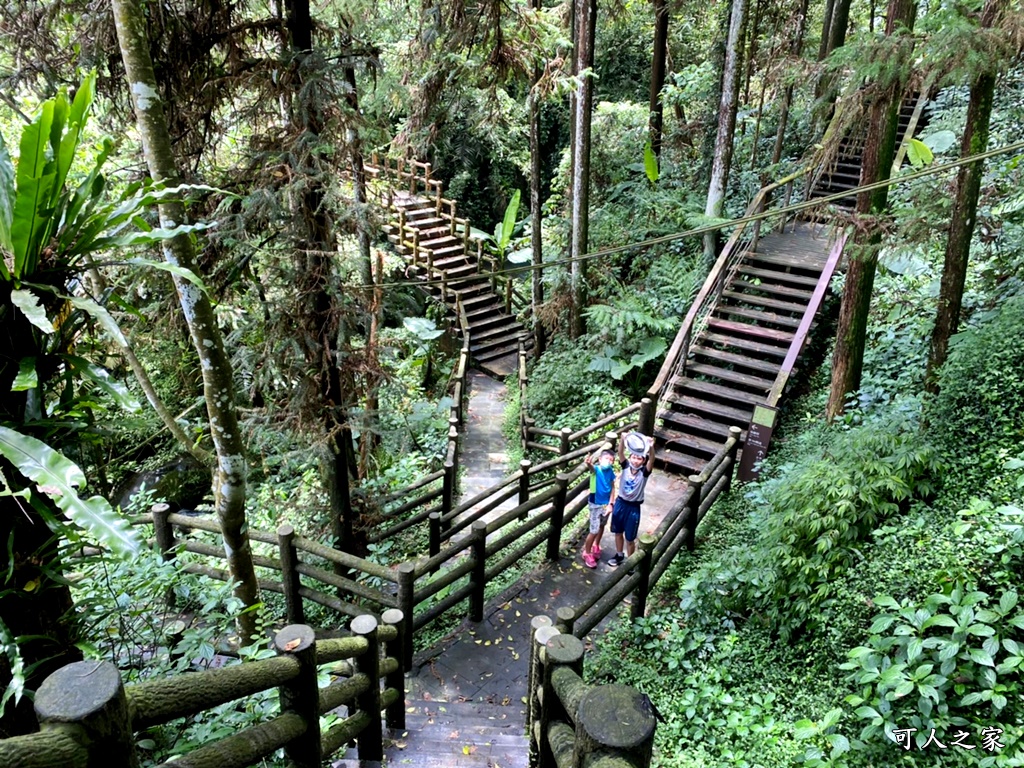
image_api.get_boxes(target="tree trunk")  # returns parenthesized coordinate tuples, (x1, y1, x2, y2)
(771, 0, 809, 164)
(529, 0, 547, 355)
(648, 0, 670, 158)
(826, 0, 918, 419)
(703, 0, 747, 262)
(817, 0, 836, 60)
(111, 0, 260, 640)
(924, 0, 1001, 393)
(569, 0, 597, 338)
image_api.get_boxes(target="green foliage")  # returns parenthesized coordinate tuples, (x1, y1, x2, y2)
(842, 583, 1024, 760)
(525, 339, 628, 432)
(763, 419, 939, 638)
(927, 294, 1024, 497)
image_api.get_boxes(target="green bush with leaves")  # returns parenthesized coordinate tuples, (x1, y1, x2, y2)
(525, 339, 628, 431)
(763, 418, 939, 638)
(927, 293, 1024, 497)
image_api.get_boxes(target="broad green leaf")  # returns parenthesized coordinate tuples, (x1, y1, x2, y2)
(854, 706, 881, 721)
(999, 590, 1018, 615)
(967, 648, 995, 667)
(0, 426, 139, 555)
(870, 614, 897, 634)
(11, 358, 37, 391)
(11, 100, 56, 276)
(610, 358, 631, 380)
(93, 220, 214, 249)
(403, 316, 443, 341)
(921, 130, 957, 154)
(827, 733, 850, 758)
(62, 356, 141, 413)
(643, 140, 660, 183)
(121, 258, 207, 291)
(507, 247, 533, 264)
(0, 131, 14, 261)
(0, 618, 25, 710)
(54, 73, 96, 201)
(11, 289, 55, 333)
(793, 719, 818, 739)
(587, 355, 614, 373)
(499, 189, 521, 252)
(873, 595, 900, 610)
(906, 139, 934, 168)
(68, 297, 127, 347)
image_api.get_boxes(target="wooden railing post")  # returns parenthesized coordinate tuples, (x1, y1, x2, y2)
(505, 278, 513, 314)
(559, 427, 571, 458)
(543, 635, 584, 765)
(546, 474, 569, 561)
(630, 533, 658, 621)
(725, 426, 742, 494)
(529, 624, 561, 768)
(638, 397, 655, 437)
(469, 520, 488, 622)
(526, 616, 553, 751)
(685, 474, 703, 551)
(442, 458, 455, 523)
(575, 683, 656, 768)
(519, 459, 532, 505)
(428, 511, 442, 562)
(554, 606, 576, 635)
(152, 502, 176, 608)
(352, 615, 383, 762)
(278, 524, 305, 625)
(33, 661, 138, 768)
(449, 418, 460, 472)
(381, 609, 406, 730)
(397, 563, 416, 671)
(274, 625, 320, 768)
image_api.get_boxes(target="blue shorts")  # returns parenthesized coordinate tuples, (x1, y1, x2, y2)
(610, 498, 642, 542)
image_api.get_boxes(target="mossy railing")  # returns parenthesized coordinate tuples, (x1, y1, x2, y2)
(0, 614, 405, 768)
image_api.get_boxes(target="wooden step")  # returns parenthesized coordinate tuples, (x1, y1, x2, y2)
(745, 251, 827, 274)
(407, 216, 446, 229)
(653, 446, 708, 475)
(420, 235, 459, 250)
(721, 289, 807, 315)
(471, 320, 522, 341)
(714, 304, 803, 329)
(653, 426, 723, 457)
(430, 244, 465, 259)
(685, 362, 774, 391)
(661, 395, 753, 426)
(434, 254, 473, 269)
(736, 265, 821, 288)
(672, 376, 767, 406)
(730, 279, 814, 301)
(701, 331, 789, 358)
(405, 207, 439, 219)
(466, 302, 504, 320)
(471, 330, 526, 354)
(690, 345, 780, 376)
(462, 293, 499, 309)
(658, 410, 747, 441)
(705, 318, 794, 345)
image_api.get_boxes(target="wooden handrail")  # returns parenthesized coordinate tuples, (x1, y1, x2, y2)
(767, 227, 849, 405)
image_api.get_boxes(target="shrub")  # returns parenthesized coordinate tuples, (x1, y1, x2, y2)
(526, 340, 628, 431)
(763, 416, 940, 639)
(927, 293, 1024, 498)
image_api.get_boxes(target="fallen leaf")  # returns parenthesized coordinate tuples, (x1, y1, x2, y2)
(423, 692, 432, 701)
(463, 745, 477, 755)
(515, 610, 521, 617)
(449, 730, 459, 739)
(484, 640, 491, 646)
(550, 589, 560, 597)
(283, 637, 302, 651)
(512, 652, 520, 660)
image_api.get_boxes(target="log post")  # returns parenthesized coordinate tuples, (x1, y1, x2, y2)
(531, 625, 562, 766)
(546, 474, 569, 561)
(151, 502, 176, 607)
(639, 397, 655, 437)
(543, 635, 585, 764)
(469, 520, 488, 622)
(449, 418, 460, 472)
(396, 563, 416, 671)
(555, 606, 576, 635)
(274, 625, 320, 768)
(725, 426, 742, 494)
(526, 616, 554, 732)
(351, 615, 383, 761)
(684, 475, 703, 551)
(428, 511, 442, 562)
(574, 684, 656, 768)
(33, 661, 138, 768)
(278, 524, 305, 625)
(519, 459, 532, 505)
(442, 458, 455, 524)
(505, 278, 513, 314)
(630, 534, 658, 620)
(381, 609, 406, 730)
(559, 427, 571, 459)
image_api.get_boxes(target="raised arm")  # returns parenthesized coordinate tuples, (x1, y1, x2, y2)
(645, 436, 655, 472)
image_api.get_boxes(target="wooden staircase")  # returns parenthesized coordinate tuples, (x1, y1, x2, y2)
(653, 220, 839, 475)
(366, 158, 531, 378)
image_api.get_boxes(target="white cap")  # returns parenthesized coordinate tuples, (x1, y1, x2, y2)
(625, 432, 648, 457)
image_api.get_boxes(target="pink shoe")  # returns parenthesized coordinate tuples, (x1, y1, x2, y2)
(591, 543, 601, 555)
(582, 552, 597, 569)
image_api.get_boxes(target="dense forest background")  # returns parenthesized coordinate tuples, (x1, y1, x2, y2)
(1, 0, 1023, 764)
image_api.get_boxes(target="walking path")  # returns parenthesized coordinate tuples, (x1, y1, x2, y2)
(378, 372, 688, 767)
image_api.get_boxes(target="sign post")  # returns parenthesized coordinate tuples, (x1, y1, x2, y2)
(736, 404, 778, 483)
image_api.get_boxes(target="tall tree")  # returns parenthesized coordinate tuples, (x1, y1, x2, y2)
(111, 0, 261, 638)
(648, 0, 670, 158)
(703, 0, 748, 262)
(569, 0, 597, 338)
(529, 0, 547, 354)
(924, 0, 1004, 393)
(826, 0, 918, 418)
(771, 0, 809, 164)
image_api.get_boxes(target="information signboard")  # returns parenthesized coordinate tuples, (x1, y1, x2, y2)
(736, 404, 778, 483)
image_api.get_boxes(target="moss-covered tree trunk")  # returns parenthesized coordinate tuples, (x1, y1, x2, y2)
(648, 0, 670, 158)
(569, 0, 597, 339)
(826, 0, 918, 419)
(924, 0, 1002, 394)
(529, 0, 547, 355)
(771, 0, 809, 164)
(111, 0, 259, 639)
(703, 0, 747, 262)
